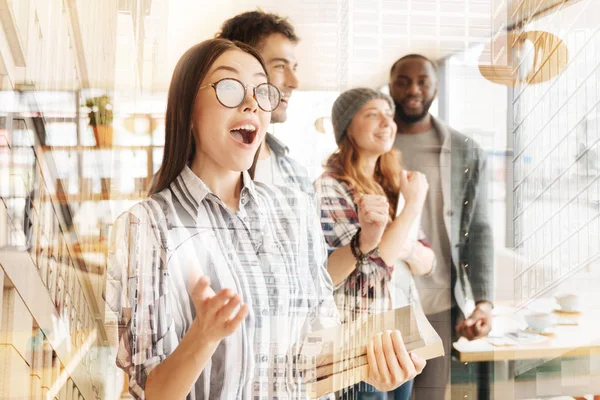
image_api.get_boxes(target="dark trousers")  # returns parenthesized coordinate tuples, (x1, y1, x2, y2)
(413, 307, 492, 399)
(338, 380, 413, 400)
(413, 307, 457, 399)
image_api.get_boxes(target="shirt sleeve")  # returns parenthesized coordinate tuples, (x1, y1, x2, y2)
(314, 176, 389, 283)
(301, 190, 341, 332)
(465, 150, 495, 304)
(105, 203, 174, 398)
(314, 176, 357, 256)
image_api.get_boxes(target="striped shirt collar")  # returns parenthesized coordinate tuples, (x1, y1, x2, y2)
(265, 132, 289, 157)
(171, 166, 259, 223)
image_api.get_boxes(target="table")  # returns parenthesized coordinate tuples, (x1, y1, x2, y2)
(452, 304, 600, 399)
(453, 305, 600, 362)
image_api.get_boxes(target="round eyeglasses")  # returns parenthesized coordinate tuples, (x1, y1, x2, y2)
(199, 78, 281, 112)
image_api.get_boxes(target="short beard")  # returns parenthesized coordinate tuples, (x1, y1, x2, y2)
(394, 97, 435, 124)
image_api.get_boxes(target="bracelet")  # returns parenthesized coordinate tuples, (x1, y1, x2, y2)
(350, 227, 378, 263)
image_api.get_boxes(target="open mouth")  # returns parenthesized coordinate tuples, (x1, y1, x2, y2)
(230, 124, 257, 145)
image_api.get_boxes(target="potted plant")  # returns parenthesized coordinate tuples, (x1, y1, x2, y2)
(85, 94, 114, 147)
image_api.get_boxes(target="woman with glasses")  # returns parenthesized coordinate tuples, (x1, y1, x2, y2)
(314, 88, 436, 400)
(105, 39, 426, 400)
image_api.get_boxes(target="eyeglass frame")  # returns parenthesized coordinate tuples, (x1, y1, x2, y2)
(198, 77, 282, 112)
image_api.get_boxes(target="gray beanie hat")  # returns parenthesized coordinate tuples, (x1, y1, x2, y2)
(331, 88, 395, 144)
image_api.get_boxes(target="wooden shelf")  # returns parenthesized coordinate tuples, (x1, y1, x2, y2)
(70, 241, 108, 255)
(41, 145, 161, 151)
(0, 250, 105, 400)
(55, 193, 145, 203)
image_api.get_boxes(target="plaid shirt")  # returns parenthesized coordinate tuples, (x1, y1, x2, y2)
(265, 133, 314, 196)
(105, 166, 339, 399)
(314, 173, 422, 324)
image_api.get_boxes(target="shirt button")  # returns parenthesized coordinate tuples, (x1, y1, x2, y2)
(262, 309, 268, 316)
(446, 210, 454, 217)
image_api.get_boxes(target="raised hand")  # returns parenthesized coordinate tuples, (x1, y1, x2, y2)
(189, 276, 249, 345)
(399, 170, 429, 211)
(355, 194, 390, 253)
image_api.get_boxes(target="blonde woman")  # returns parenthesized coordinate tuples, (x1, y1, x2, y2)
(315, 88, 435, 400)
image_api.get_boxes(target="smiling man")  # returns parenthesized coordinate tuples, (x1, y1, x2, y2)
(389, 54, 495, 399)
(217, 11, 313, 194)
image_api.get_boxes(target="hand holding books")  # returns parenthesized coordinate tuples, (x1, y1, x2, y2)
(299, 305, 444, 398)
(364, 330, 427, 391)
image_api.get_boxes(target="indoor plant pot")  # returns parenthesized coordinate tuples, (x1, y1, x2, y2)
(85, 94, 114, 147)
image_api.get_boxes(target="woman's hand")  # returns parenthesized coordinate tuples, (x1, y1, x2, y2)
(399, 170, 429, 212)
(365, 330, 426, 391)
(356, 194, 390, 253)
(189, 276, 249, 346)
(145, 275, 249, 400)
(405, 241, 436, 276)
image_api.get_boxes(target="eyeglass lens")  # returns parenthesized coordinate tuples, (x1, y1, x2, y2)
(214, 79, 280, 111)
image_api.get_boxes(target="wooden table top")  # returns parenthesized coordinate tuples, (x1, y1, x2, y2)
(452, 304, 600, 362)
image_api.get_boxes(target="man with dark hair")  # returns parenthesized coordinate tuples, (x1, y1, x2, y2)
(389, 54, 439, 125)
(217, 11, 312, 193)
(389, 54, 495, 399)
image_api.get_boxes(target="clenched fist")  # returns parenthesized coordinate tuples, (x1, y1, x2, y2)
(399, 170, 428, 211)
(355, 194, 390, 253)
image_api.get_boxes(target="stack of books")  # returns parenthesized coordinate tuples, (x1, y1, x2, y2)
(294, 305, 444, 398)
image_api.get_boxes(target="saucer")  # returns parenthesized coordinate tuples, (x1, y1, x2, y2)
(505, 330, 549, 344)
(522, 327, 556, 336)
(556, 315, 579, 325)
(553, 306, 582, 314)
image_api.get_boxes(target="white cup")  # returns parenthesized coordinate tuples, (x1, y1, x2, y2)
(525, 312, 558, 332)
(555, 293, 579, 311)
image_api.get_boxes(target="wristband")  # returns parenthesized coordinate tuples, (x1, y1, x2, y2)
(350, 227, 378, 263)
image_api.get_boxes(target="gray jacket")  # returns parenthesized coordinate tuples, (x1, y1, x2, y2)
(433, 116, 494, 317)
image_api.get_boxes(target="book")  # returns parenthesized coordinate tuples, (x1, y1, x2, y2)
(298, 304, 444, 398)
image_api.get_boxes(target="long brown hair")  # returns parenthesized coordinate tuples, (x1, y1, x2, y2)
(325, 135, 402, 220)
(149, 38, 268, 195)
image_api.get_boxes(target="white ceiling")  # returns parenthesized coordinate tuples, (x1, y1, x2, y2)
(160, 0, 496, 92)
(157, 0, 573, 92)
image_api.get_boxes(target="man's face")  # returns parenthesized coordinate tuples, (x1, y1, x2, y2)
(389, 58, 438, 124)
(257, 33, 299, 124)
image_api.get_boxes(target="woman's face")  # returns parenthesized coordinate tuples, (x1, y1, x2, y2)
(347, 99, 397, 157)
(191, 50, 271, 173)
